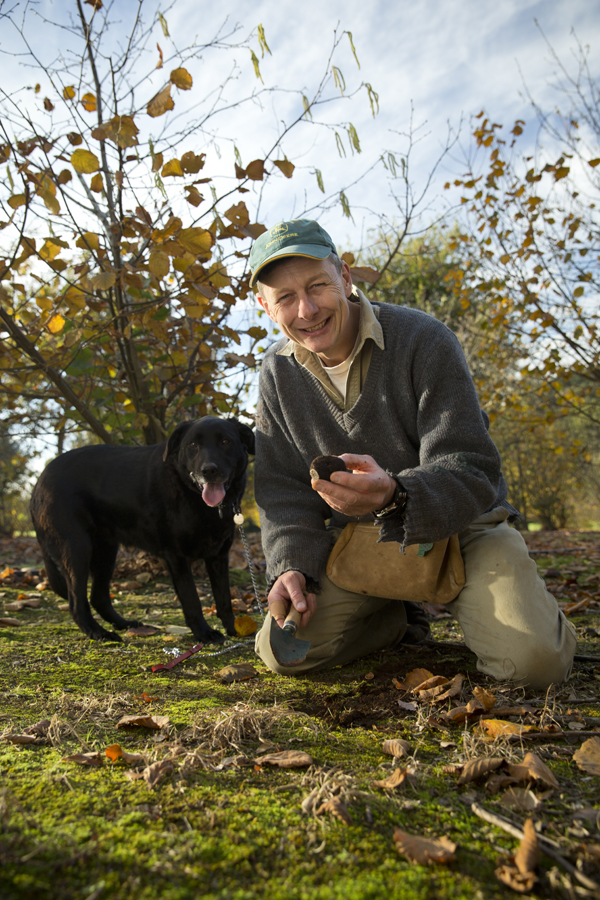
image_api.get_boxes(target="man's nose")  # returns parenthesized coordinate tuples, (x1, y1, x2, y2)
(297, 293, 319, 319)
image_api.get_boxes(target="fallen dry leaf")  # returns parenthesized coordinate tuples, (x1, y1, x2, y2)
(397, 668, 433, 690)
(62, 751, 104, 767)
(472, 686, 496, 711)
(105, 744, 146, 765)
(507, 752, 559, 790)
(398, 699, 418, 712)
(24, 719, 51, 736)
(164, 624, 192, 635)
(515, 818, 540, 876)
(234, 615, 257, 636)
(476, 719, 535, 740)
(445, 699, 485, 724)
(573, 737, 600, 776)
(413, 675, 449, 693)
(135, 692, 159, 703)
(457, 757, 504, 785)
(431, 673, 464, 703)
(382, 739, 411, 758)
(0, 617, 21, 627)
(485, 773, 519, 795)
(495, 864, 537, 893)
(500, 788, 542, 812)
(316, 798, 352, 825)
(143, 758, 174, 788)
(5, 598, 41, 610)
(216, 663, 259, 683)
(393, 828, 457, 865)
(127, 625, 161, 636)
(1, 733, 37, 744)
(116, 714, 170, 730)
(257, 750, 313, 768)
(373, 767, 410, 790)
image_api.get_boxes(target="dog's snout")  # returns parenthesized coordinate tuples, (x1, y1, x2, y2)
(201, 463, 219, 479)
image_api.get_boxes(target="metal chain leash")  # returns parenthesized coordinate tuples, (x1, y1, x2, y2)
(234, 507, 265, 621)
(194, 509, 265, 660)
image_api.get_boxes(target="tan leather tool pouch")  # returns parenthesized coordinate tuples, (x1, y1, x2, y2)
(326, 522, 465, 604)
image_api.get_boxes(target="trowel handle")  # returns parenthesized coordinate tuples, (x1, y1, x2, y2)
(269, 599, 302, 635)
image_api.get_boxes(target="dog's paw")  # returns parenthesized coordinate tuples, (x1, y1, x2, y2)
(89, 628, 123, 643)
(197, 626, 226, 644)
(115, 619, 144, 631)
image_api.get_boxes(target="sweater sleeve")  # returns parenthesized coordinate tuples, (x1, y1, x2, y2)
(254, 355, 333, 589)
(379, 320, 503, 547)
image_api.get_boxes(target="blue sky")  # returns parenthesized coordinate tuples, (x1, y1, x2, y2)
(162, 0, 600, 246)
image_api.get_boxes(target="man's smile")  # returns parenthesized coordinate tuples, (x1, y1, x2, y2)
(300, 317, 331, 334)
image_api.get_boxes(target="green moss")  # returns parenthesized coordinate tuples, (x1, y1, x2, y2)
(1, 562, 599, 899)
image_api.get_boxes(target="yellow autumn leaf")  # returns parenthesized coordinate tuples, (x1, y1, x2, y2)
(148, 250, 170, 279)
(234, 615, 258, 636)
(63, 85, 76, 100)
(178, 227, 213, 257)
(75, 233, 100, 254)
(161, 158, 183, 177)
(8, 194, 26, 209)
(245, 159, 265, 181)
(41, 191, 60, 215)
(63, 286, 87, 310)
(273, 159, 295, 178)
(224, 201, 250, 227)
(147, 83, 174, 118)
(36, 296, 53, 312)
(208, 262, 230, 288)
(48, 314, 65, 334)
(91, 115, 139, 148)
(39, 238, 68, 262)
(90, 173, 104, 193)
(81, 92, 97, 112)
(90, 271, 116, 290)
(180, 151, 205, 173)
(477, 719, 535, 740)
(71, 149, 100, 174)
(170, 67, 193, 90)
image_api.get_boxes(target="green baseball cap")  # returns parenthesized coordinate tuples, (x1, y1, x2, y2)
(249, 218, 337, 287)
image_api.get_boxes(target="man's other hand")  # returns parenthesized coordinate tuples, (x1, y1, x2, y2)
(268, 570, 317, 630)
(311, 452, 396, 516)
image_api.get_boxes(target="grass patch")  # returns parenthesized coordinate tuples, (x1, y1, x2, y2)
(1, 545, 599, 900)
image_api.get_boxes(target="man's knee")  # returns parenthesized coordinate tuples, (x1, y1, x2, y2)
(477, 615, 576, 691)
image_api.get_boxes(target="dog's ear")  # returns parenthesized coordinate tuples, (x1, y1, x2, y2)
(163, 421, 193, 462)
(229, 418, 255, 455)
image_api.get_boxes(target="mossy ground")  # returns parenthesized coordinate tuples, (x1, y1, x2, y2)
(1, 535, 599, 900)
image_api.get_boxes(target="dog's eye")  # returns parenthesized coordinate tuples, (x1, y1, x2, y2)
(188, 441, 197, 448)
(221, 438, 230, 446)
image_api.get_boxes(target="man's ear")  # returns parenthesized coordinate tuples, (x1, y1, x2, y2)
(163, 421, 193, 462)
(341, 260, 353, 298)
(257, 294, 275, 322)
(229, 418, 255, 455)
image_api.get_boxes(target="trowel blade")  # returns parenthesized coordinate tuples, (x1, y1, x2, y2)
(269, 616, 311, 667)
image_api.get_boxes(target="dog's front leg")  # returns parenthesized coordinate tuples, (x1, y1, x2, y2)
(163, 554, 225, 643)
(204, 553, 236, 637)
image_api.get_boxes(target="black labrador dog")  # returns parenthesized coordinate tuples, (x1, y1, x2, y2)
(30, 416, 255, 643)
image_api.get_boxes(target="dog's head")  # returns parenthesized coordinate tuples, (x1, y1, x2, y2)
(163, 416, 254, 507)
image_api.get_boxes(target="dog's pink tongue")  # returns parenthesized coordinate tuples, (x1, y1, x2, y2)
(202, 483, 226, 507)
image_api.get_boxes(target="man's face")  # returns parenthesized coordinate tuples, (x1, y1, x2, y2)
(256, 256, 359, 366)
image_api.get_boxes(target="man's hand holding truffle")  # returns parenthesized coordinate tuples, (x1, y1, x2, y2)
(311, 452, 396, 517)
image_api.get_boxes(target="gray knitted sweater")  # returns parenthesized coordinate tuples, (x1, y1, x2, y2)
(255, 301, 515, 590)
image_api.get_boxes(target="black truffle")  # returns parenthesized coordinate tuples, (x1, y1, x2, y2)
(310, 455, 348, 482)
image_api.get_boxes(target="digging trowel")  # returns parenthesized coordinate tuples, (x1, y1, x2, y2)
(268, 599, 311, 667)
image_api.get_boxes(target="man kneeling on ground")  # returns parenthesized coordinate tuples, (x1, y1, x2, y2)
(250, 218, 576, 690)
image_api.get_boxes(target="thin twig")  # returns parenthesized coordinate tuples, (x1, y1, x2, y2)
(471, 801, 600, 893)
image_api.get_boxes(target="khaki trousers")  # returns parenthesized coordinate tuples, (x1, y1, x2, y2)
(255, 509, 577, 689)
